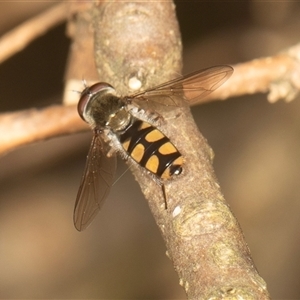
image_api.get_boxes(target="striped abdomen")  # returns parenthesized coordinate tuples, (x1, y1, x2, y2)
(119, 119, 183, 180)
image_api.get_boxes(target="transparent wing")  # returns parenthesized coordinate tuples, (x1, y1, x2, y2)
(131, 65, 233, 108)
(74, 133, 117, 231)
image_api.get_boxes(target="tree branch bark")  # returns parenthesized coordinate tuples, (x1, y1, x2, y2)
(205, 45, 300, 104)
(0, 105, 87, 154)
(2, 43, 299, 157)
(0, 2, 68, 64)
(4, 1, 300, 298)
(88, 1, 270, 299)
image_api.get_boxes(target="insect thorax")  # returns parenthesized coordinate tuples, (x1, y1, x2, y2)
(86, 92, 130, 130)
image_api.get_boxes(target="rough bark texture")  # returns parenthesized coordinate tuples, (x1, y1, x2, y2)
(0, 2, 67, 63)
(2, 2, 300, 298)
(0, 105, 87, 154)
(63, 1, 99, 105)
(90, 1, 270, 299)
(206, 49, 300, 104)
(93, 0, 182, 95)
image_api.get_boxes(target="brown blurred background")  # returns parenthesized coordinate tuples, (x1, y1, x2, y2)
(0, 2, 300, 299)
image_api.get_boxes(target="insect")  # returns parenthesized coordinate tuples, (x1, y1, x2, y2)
(74, 65, 233, 231)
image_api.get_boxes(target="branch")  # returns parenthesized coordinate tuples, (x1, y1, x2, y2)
(4, 1, 300, 298)
(203, 44, 300, 104)
(0, 2, 68, 64)
(63, 1, 99, 105)
(89, 1, 270, 299)
(0, 105, 87, 155)
(2, 44, 300, 155)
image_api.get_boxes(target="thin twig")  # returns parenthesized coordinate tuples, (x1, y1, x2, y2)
(2, 2, 300, 298)
(1, 44, 300, 156)
(0, 105, 87, 155)
(203, 44, 300, 104)
(0, 2, 67, 64)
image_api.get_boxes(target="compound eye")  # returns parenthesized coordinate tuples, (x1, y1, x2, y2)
(77, 82, 113, 121)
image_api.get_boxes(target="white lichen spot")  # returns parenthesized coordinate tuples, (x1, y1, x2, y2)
(214, 181, 220, 189)
(172, 205, 181, 217)
(128, 77, 142, 91)
(268, 81, 296, 103)
(192, 263, 200, 272)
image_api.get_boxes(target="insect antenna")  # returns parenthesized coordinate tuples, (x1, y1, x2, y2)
(82, 78, 88, 88)
(71, 89, 82, 95)
(69, 77, 89, 95)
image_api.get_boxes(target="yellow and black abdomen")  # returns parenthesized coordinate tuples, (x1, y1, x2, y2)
(119, 119, 183, 180)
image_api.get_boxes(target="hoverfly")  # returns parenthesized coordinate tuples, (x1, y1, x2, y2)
(74, 65, 233, 231)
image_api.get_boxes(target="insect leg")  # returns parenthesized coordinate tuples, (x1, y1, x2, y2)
(162, 183, 168, 209)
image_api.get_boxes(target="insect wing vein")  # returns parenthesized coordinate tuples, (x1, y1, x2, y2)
(74, 134, 116, 231)
(131, 65, 233, 108)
